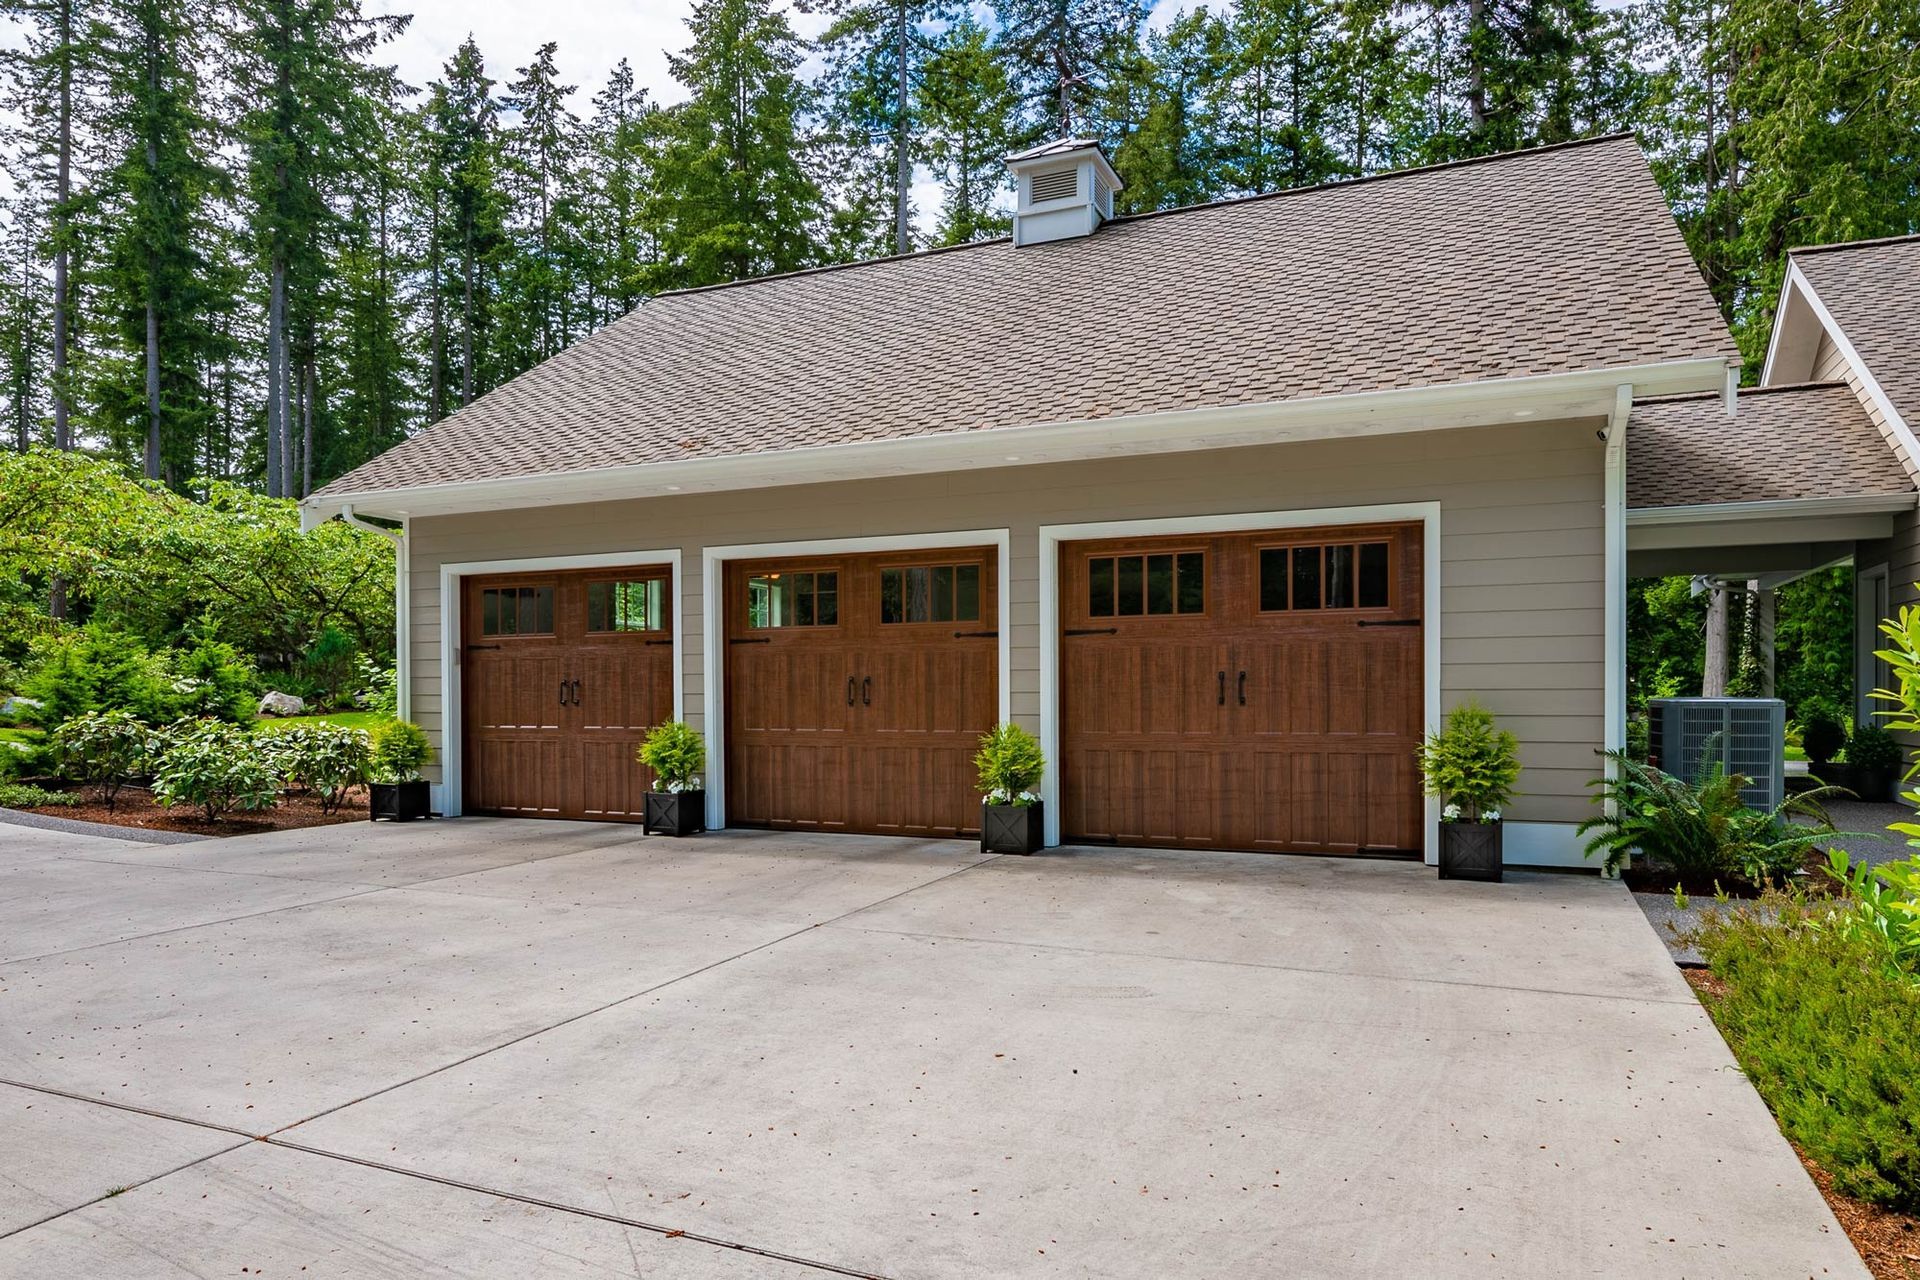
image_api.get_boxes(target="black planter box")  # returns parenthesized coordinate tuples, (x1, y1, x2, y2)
(1855, 766, 1896, 804)
(1439, 820, 1502, 882)
(645, 790, 706, 837)
(981, 802, 1043, 855)
(370, 779, 432, 823)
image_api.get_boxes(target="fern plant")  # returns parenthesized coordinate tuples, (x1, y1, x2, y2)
(1580, 748, 1846, 882)
(1418, 704, 1519, 822)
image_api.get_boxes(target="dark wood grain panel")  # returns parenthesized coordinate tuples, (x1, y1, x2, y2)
(1061, 523, 1423, 856)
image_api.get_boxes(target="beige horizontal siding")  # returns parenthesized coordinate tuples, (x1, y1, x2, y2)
(407, 418, 1607, 826)
(1813, 330, 1920, 482)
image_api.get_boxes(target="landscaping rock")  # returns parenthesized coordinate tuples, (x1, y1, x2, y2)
(1, 695, 43, 719)
(257, 691, 307, 718)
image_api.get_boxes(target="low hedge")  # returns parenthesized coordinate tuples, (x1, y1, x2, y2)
(1694, 900, 1920, 1210)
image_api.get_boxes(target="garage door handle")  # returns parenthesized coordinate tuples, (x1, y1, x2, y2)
(1066, 627, 1118, 637)
(862, 676, 871, 706)
(1238, 671, 1247, 705)
(570, 679, 582, 706)
(559, 680, 567, 706)
(846, 676, 856, 706)
(1217, 671, 1225, 706)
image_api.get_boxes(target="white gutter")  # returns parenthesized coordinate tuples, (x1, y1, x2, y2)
(300, 356, 1736, 526)
(339, 504, 410, 723)
(1602, 384, 1631, 877)
(1627, 493, 1920, 525)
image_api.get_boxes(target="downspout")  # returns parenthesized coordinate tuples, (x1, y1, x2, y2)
(340, 504, 410, 724)
(1602, 385, 1631, 878)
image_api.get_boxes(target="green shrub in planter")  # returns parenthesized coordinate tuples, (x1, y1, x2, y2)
(637, 721, 705, 792)
(50, 709, 157, 808)
(637, 722, 705, 835)
(1799, 705, 1847, 768)
(369, 720, 432, 783)
(151, 721, 279, 822)
(975, 723, 1045, 854)
(1420, 705, 1520, 881)
(368, 720, 433, 822)
(1847, 723, 1904, 802)
(263, 723, 371, 814)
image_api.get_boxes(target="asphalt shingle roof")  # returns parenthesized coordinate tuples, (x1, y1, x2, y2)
(1793, 234, 1920, 429)
(318, 133, 1738, 499)
(1627, 383, 1913, 509)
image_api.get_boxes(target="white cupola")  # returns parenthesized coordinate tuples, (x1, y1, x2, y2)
(1005, 139, 1123, 247)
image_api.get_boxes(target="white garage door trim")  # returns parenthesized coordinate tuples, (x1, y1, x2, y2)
(1039, 503, 1443, 862)
(702, 530, 1014, 834)
(436, 548, 686, 818)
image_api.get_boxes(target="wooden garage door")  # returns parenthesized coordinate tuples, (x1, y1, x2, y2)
(725, 548, 997, 837)
(1060, 523, 1423, 854)
(462, 565, 674, 820)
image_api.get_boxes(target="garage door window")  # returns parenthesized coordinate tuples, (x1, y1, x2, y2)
(748, 571, 838, 628)
(586, 578, 667, 633)
(1087, 552, 1204, 618)
(881, 563, 981, 624)
(480, 585, 555, 636)
(1260, 543, 1390, 611)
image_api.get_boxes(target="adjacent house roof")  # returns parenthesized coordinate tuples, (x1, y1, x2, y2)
(316, 133, 1737, 502)
(1790, 234, 1920, 425)
(1627, 382, 1914, 509)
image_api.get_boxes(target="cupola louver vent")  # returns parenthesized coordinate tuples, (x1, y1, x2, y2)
(1004, 139, 1124, 247)
(1030, 169, 1078, 203)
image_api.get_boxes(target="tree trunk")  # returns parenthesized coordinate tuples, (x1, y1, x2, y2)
(1466, 0, 1488, 137)
(51, 0, 73, 453)
(429, 187, 444, 422)
(301, 357, 313, 497)
(265, 254, 285, 498)
(893, 0, 911, 256)
(144, 296, 161, 480)
(1752, 582, 1775, 698)
(461, 222, 474, 407)
(1703, 581, 1729, 697)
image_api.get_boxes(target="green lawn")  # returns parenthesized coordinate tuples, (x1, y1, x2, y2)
(254, 710, 388, 732)
(0, 725, 39, 745)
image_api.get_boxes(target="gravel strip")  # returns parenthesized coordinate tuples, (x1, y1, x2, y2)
(0, 806, 208, 845)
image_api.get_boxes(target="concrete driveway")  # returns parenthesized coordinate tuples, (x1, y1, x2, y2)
(0, 817, 1864, 1278)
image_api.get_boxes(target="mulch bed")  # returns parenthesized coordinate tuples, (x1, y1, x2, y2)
(17, 784, 369, 837)
(1682, 969, 1920, 1280)
(1621, 850, 1843, 900)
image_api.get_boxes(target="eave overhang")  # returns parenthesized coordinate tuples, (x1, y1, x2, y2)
(301, 356, 1735, 530)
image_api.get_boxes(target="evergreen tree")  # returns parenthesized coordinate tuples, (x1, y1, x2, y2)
(990, 0, 1147, 142)
(917, 16, 1016, 242)
(581, 59, 659, 321)
(1216, 0, 1343, 192)
(422, 37, 506, 409)
(652, 0, 823, 287)
(1105, 8, 1230, 213)
(90, 0, 228, 484)
(228, 0, 404, 496)
(500, 41, 579, 369)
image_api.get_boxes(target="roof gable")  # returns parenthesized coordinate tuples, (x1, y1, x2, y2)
(315, 134, 1737, 505)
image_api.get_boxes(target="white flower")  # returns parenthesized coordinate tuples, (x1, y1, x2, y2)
(1443, 803, 1462, 822)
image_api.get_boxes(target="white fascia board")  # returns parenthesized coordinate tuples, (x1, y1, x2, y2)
(1627, 493, 1920, 526)
(301, 356, 1733, 525)
(1780, 264, 1920, 474)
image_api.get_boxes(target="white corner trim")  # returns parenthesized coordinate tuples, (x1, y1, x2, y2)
(435, 547, 685, 818)
(1787, 262, 1920, 475)
(699, 529, 1014, 834)
(1036, 501, 1443, 862)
